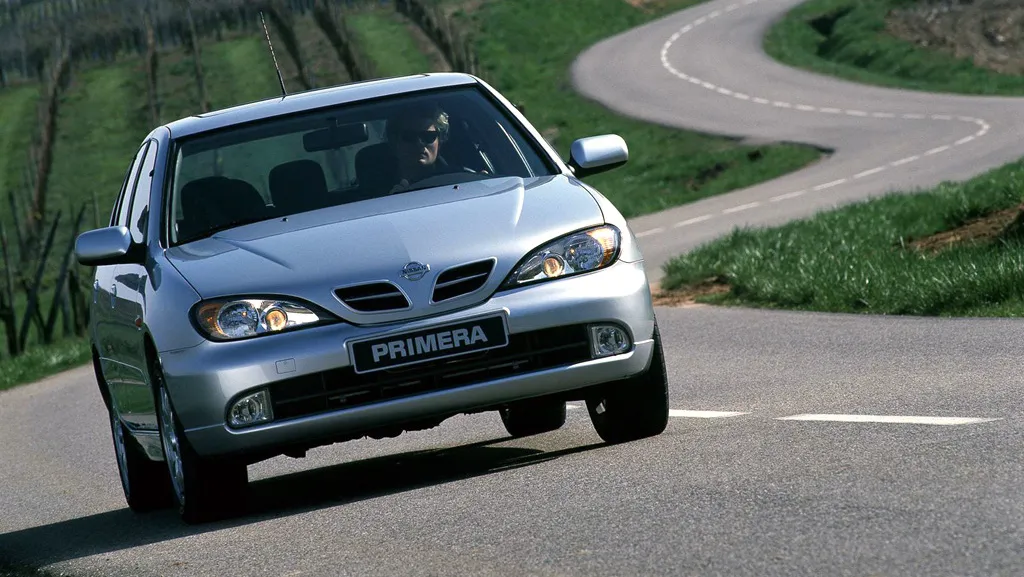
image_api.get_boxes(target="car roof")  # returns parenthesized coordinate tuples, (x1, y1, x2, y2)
(163, 72, 481, 139)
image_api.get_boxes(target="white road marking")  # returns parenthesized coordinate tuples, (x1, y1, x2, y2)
(635, 227, 665, 238)
(770, 190, 806, 202)
(670, 410, 750, 418)
(813, 179, 847, 191)
(651, 0, 993, 222)
(854, 167, 886, 179)
(722, 201, 761, 214)
(776, 414, 1002, 426)
(673, 214, 713, 227)
(890, 155, 920, 167)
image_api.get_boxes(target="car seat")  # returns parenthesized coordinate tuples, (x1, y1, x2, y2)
(269, 159, 332, 216)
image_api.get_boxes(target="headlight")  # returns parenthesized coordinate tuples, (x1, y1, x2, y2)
(502, 225, 620, 288)
(192, 297, 331, 341)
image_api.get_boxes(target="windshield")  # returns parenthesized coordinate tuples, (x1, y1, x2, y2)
(166, 85, 557, 246)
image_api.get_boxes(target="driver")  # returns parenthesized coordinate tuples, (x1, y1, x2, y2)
(385, 102, 451, 194)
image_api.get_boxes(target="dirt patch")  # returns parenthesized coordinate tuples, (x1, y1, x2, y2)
(651, 277, 731, 307)
(906, 203, 1024, 254)
(886, 0, 1024, 75)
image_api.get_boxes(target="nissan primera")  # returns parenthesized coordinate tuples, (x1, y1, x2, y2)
(76, 72, 669, 524)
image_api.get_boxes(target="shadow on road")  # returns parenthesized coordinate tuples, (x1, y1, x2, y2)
(0, 435, 608, 566)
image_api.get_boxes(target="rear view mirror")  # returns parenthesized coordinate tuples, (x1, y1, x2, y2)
(304, 122, 370, 152)
(75, 226, 142, 267)
(568, 134, 628, 179)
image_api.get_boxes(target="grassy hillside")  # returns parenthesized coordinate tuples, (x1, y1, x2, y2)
(764, 0, 1024, 95)
(661, 157, 1024, 317)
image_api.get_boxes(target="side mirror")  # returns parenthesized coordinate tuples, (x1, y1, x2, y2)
(568, 134, 628, 179)
(75, 226, 142, 267)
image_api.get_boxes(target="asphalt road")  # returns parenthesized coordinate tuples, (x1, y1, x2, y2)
(3, 0, 1024, 575)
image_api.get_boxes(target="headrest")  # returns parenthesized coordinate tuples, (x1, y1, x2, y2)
(355, 143, 399, 196)
(269, 159, 329, 214)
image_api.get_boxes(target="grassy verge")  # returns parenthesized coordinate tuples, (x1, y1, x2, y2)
(0, 336, 90, 392)
(763, 0, 1024, 96)
(448, 0, 823, 218)
(349, 10, 439, 77)
(660, 157, 1024, 317)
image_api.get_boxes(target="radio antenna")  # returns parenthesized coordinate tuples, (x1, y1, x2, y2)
(259, 11, 288, 97)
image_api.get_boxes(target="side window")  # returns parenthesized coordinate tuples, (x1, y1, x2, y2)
(109, 144, 148, 227)
(114, 142, 150, 228)
(128, 141, 158, 244)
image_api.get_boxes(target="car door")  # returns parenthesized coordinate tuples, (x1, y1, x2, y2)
(95, 142, 149, 412)
(111, 139, 159, 430)
(105, 141, 151, 418)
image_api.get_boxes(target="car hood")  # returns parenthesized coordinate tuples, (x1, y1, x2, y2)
(165, 175, 606, 324)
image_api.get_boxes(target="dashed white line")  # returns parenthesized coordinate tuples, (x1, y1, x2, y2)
(722, 201, 761, 214)
(673, 215, 713, 227)
(770, 190, 806, 202)
(813, 179, 847, 191)
(670, 410, 750, 418)
(776, 414, 1002, 426)
(854, 167, 886, 179)
(638, 0, 993, 240)
(635, 227, 665, 238)
(890, 155, 920, 167)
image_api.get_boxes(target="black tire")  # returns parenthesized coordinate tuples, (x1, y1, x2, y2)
(108, 404, 175, 513)
(585, 322, 670, 444)
(151, 354, 249, 524)
(499, 397, 567, 438)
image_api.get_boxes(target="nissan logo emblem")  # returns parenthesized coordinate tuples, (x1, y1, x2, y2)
(401, 261, 430, 281)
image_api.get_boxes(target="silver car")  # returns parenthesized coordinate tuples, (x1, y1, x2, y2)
(75, 72, 669, 524)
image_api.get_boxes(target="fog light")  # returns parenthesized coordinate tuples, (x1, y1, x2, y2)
(589, 324, 631, 358)
(228, 389, 274, 428)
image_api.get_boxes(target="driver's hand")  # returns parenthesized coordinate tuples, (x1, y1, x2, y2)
(389, 179, 410, 194)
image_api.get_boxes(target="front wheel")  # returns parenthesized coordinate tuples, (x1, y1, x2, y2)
(109, 405, 174, 512)
(585, 322, 670, 444)
(151, 355, 249, 524)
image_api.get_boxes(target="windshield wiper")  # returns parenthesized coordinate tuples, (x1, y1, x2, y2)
(178, 215, 278, 245)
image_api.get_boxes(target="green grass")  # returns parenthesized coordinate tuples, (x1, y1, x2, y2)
(349, 10, 438, 77)
(764, 0, 1024, 96)
(0, 85, 40, 218)
(452, 0, 823, 218)
(661, 157, 1024, 317)
(0, 335, 90, 392)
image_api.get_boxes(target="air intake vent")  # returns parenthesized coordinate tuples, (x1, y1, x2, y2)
(335, 282, 410, 312)
(432, 259, 495, 303)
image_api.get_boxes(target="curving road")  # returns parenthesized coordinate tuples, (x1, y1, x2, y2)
(3, 1, 1024, 576)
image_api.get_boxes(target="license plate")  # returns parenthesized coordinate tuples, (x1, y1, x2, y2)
(348, 313, 509, 374)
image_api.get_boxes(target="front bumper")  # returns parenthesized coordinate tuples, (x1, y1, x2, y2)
(159, 260, 656, 458)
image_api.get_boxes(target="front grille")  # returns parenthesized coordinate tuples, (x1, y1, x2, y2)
(335, 282, 410, 312)
(267, 324, 592, 421)
(432, 259, 495, 302)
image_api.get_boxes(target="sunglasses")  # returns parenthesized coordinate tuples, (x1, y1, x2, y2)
(399, 130, 439, 145)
